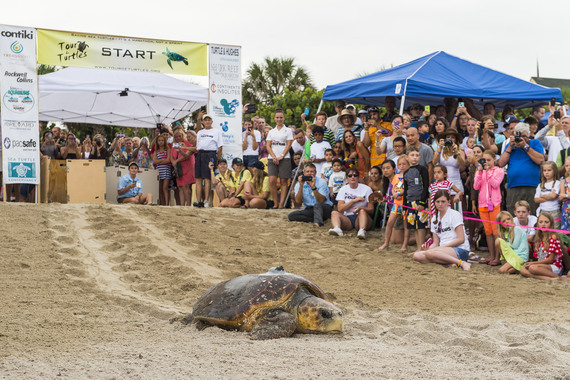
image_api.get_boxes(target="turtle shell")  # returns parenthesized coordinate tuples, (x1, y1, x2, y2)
(192, 269, 330, 330)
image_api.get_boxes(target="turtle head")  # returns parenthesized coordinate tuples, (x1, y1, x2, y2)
(296, 296, 343, 334)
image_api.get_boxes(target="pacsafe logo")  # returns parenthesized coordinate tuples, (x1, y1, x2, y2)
(10, 41, 23, 54)
(220, 121, 229, 132)
(4, 137, 11, 149)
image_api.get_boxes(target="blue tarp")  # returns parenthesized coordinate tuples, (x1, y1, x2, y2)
(323, 51, 563, 110)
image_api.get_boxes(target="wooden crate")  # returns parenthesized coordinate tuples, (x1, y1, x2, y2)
(42, 159, 106, 203)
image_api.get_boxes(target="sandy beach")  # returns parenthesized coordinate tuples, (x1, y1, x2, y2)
(1, 202, 569, 379)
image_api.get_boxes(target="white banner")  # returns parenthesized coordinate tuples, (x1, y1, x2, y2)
(208, 44, 242, 162)
(0, 25, 40, 184)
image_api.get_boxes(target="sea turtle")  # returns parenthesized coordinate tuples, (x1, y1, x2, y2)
(162, 47, 188, 70)
(188, 267, 343, 340)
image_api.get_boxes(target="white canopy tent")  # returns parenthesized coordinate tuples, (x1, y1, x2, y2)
(39, 67, 208, 128)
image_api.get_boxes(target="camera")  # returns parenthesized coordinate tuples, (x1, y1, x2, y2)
(514, 131, 523, 144)
(479, 158, 486, 167)
(95, 139, 102, 146)
(301, 175, 313, 182)
(493, 123, 498, 129)
(444, 138, 453, 147)
(365, 114, 371, 121)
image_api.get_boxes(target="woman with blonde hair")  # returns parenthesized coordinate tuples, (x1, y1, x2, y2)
(242, 161, 274, 209)
(494, 211, 529, 274)
(170, 127, 196, 206)
(433, 128, 466, 208)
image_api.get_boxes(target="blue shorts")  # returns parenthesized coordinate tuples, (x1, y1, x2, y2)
(390, 204, 403, 214)
(347, 214, 358, 228)
(453, 247, 469, 261)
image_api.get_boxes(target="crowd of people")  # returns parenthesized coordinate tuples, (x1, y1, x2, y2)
(23, 97, 570, 279)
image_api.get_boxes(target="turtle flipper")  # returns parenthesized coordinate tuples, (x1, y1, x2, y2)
(249, 310, 296, 340)
(167, 59, 173, 69)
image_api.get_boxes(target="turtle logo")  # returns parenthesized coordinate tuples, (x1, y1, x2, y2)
(10, 41, 23, 54)
(162, 47, 188, 70)
(77, 41, 89, 53)
(13, 163, 30, 178)
(220, 121, 229, 132)
(4, 137, 11, 149)
(220, 99, 239, 116)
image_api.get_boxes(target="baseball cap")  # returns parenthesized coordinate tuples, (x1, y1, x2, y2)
(128, 162, 139, 169)
(232, 157, 243, 166)
(202, 114, 213, 120)
(367, 106, 380, 113)
(358, 109, 368, 115)
(251, 161, 265, 170)
(334, 100, 346, 108)
(505, 114, 520, 125)
(345, 104, 356, 109)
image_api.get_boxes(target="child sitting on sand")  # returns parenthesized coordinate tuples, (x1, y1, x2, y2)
(520, 213, 564, 280)
(494, 211, 528, 274)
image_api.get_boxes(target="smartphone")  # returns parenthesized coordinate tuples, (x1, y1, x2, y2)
(425, 105, 430, 114)
(394, 120, 401, 127)
(365, 114, 371, 121)
(304, 108, 310, 116)
(554, 110, 561, 119)
(172, 142, 181, 148)
(246, 104, 257, 114)
(550, 97, 557, 107)
(458, 102, 465, 108)
(200, 105, 207, 112)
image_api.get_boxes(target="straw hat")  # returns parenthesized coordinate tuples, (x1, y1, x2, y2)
(337, 109, 356, 125)
(436, 128, 463, 144)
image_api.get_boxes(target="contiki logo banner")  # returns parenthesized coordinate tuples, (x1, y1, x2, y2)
(0, 24, 40, 184)
(37, 29, 207, 76)
(208, 44, 242, 162)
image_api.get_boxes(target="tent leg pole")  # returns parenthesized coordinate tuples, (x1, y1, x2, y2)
(2, 184, 6, 203)
(316, 99, 324, 113)
(399, 95, 406, 115)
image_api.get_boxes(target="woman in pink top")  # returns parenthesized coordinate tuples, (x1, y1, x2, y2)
(473, 150, 504, 265)
(171, 127, 196, 206)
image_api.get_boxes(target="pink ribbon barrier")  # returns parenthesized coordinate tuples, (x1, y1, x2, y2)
(382, 200, 570, 235)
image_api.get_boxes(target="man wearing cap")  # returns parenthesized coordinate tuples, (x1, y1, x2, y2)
(117, 162, 153, 205)
(195, 114, 224, 207)
(325, 100, 345, 136)
(498, 122, 544, 214)
(288, 163, 333, 227)
(335, 109, 363, 142)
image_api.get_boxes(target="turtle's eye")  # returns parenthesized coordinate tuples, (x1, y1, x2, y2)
(319, 309, 332, 319)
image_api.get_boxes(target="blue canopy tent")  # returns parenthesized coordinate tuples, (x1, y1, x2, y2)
(322, 51, 563, 114)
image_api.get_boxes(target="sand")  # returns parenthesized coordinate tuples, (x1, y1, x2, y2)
(0, 202, 569, 379)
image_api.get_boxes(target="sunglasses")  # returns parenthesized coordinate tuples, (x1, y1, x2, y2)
(347, 174, 359, 178)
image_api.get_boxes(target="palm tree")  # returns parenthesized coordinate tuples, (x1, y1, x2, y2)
(243, 57, 314, 105)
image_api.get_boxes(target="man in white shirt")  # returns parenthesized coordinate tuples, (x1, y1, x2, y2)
(325, 100, 345, 136)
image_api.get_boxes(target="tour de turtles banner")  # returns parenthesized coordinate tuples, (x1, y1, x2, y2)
(0, 25, 40, 184)
(37, 29, 207, 75)
(208, 44, 242, 161)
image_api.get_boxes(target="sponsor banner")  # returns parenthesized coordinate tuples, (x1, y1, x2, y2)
(37, 29, 207, 76)
(208, 44, 242, 161)
(0, 24, 40, 184)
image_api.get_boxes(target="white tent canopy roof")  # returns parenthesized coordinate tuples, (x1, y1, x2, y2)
(39, 67, 208, 128)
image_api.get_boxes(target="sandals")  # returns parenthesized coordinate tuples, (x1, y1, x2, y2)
(488, 260, 502, 266)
